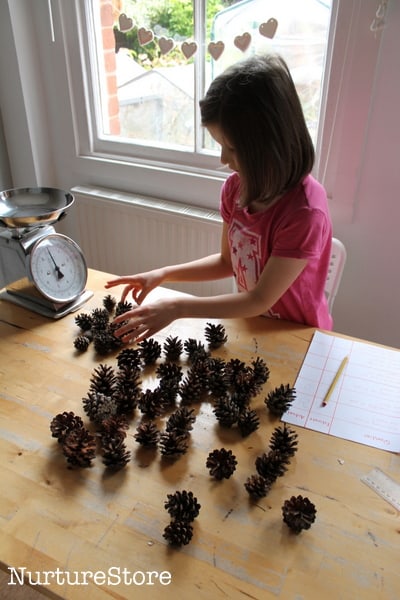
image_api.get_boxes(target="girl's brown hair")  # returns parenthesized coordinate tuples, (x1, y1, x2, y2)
(200, 54, 315, 206)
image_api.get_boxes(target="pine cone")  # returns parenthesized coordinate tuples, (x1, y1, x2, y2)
(250, 357, 270, 387)
(139, 388, 166, 418)
(74, 312, 93, 332)
(82, 392, 119, 424)
(50, 411, 84, 443)
(134, 420, 160, 447)
(115, 300, 132, 317)
(138, 338, 162, 365)
(89, 364, 117, 396)
(166, 407, 196, 436)
(92, 328, 122, 355)
(183, 338, 209, 364)
(206, 448, 237, 480)
(282, 495, 317, 533)
(73, 335, 91, 352)
(100, 415, 129, 437)
(103, 294, 117, 313)
(204, 322, 227, 349)
(163, 336, 183, 362)
(163, 520, 193, 546)
(91, 308, 110, 331)
(213, 395, 240, 427)
(244, 474, 271, 499)
(237, 407, 260, 437)
(62, 428, 97, 468)
(206, 357, 229, 398)
(100, 432, 130, 469)
(255, 449, 290, 483)
(114, 365, 142, 414)
(269, 424, 298, 458)
(178, 369, 205, 405)
(159, 431, 189, 457)
(265, 384, 296, 416)
(116, 348, 142, 371)
(164, 490, 201, 521)
(224, 358, 247, 386)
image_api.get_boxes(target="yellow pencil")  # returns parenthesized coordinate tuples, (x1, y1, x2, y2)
(322, 356, 349, 406)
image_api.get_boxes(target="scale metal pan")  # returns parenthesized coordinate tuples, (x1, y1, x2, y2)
(0, 187, 74, 228)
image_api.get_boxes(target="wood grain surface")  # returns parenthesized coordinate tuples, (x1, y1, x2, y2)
(0, 270, 399, 599)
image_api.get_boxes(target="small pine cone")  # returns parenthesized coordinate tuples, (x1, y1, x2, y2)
(265, 384, 296, 417)
(163, 336, 183, 362)
(244, 474, 271, 499)
(159, 431, 189, 457)
(62, 428, 96, 468)
(224, 358, 247, 386)
(115, 300, 132, 317)
(91, 308, 110, 331)
(213, 395, 240, 427)
(282, 495, 317, 534)
(139, 388, 166, 419)
(166, 407, 196, 436)
(100, 433, 131, 469)
(156, 362, 183, 385)
(255, 449, 290, 483)
(164, 490, 201, 521)
(204, 322, 227, 349)
(237, 407, 260, 437)
(139, 338, 162, 365)
(89, 364, 117, 396)
(116, 348, 142, 371)
(251, 357, 270, 387)
(269, 424, 298, 458)
(183, 338, 209, 364)
(100, 415, 129, 438)
(73, 334, 91, 352)
(50, 411, 84, 443)
(206, 448, 237, 480)
(75, 312, 93, 332)
(178, 370, 205, 405)
(82, 392, 119, 424)
(93, 329, 121, 355)
(103, 294, 117, 313)
(134, 420, 160, 447)
(163, 519, 193, 547)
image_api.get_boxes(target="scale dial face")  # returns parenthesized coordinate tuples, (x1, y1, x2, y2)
(29, 233, 87, 303)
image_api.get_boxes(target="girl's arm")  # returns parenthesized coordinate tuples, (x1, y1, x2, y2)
(112, 251, 307, 343)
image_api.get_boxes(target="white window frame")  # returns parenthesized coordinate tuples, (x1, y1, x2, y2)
(1, 0, 383, 219)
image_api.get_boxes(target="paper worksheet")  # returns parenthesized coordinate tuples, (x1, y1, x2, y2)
(283, 331, 400, 452)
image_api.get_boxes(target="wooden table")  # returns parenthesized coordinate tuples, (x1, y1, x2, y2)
(0, 269, 399, 599)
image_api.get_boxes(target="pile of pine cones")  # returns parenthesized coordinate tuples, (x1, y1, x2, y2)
(50, 294, 317, 543)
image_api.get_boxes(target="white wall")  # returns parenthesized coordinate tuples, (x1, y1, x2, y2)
(331, 0, 400, 347)
(0, 0, 399, 348)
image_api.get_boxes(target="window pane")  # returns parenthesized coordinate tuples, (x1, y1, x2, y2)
(92, 0, 331, 153)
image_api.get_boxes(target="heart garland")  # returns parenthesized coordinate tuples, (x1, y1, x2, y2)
(122, 17, 278, 61)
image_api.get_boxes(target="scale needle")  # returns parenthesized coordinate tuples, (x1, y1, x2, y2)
(47, 249, 64, 280)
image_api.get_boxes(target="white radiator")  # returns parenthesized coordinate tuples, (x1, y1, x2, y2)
(69, 185, 232, 296)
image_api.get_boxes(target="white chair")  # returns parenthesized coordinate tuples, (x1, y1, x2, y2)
(325, 237, 347, 311)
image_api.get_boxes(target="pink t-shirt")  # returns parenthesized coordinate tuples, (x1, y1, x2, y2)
(220, 172, 333, 329)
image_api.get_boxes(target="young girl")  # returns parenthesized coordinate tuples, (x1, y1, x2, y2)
(106, 54, 333, 343)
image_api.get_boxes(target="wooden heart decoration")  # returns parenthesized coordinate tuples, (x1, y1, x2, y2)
(158, 37, 175, 55)
(119, 13, 134, 33)
(234, 32, 251, 53)
(137, 27, 154, 46)
(181, 41, 197, 59)
(259, 18, 278, 39)
(208, 41, 225, 60)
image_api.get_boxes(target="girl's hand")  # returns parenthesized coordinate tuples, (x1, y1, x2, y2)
(112, 298, 179, 344)
(105, 269, 164, 305)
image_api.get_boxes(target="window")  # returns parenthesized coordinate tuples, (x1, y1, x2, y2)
(82, 0, 332, 167)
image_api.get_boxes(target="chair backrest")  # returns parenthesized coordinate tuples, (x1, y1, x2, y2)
(325, 238, 347, 311)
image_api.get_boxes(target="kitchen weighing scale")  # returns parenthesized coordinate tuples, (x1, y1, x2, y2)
(0, 187, 93, 318)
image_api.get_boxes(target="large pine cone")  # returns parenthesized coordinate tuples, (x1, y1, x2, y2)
(204, 322, 227, 349)
(62, 428, 96, 468)
(164, 490, 200, 522)
(265, 384, 296, 416)
(50, 411, 84, 443)
(138, 338, 162, 365)
(255, 449, 290, 483)
(159, 431, 189, 457)
(213, 395, 240, 427)
(206, 448, 237, 480)
(163, 336, 183, 362)
(166, 407, 196, 436)
(89, 364, 117, 396)
(269, 424, 298, 458)
(134, 420, 160, 447)
(237, 407, 260, 437)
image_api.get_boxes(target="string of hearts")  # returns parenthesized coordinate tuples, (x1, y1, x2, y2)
(118, 13, 278, 60)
